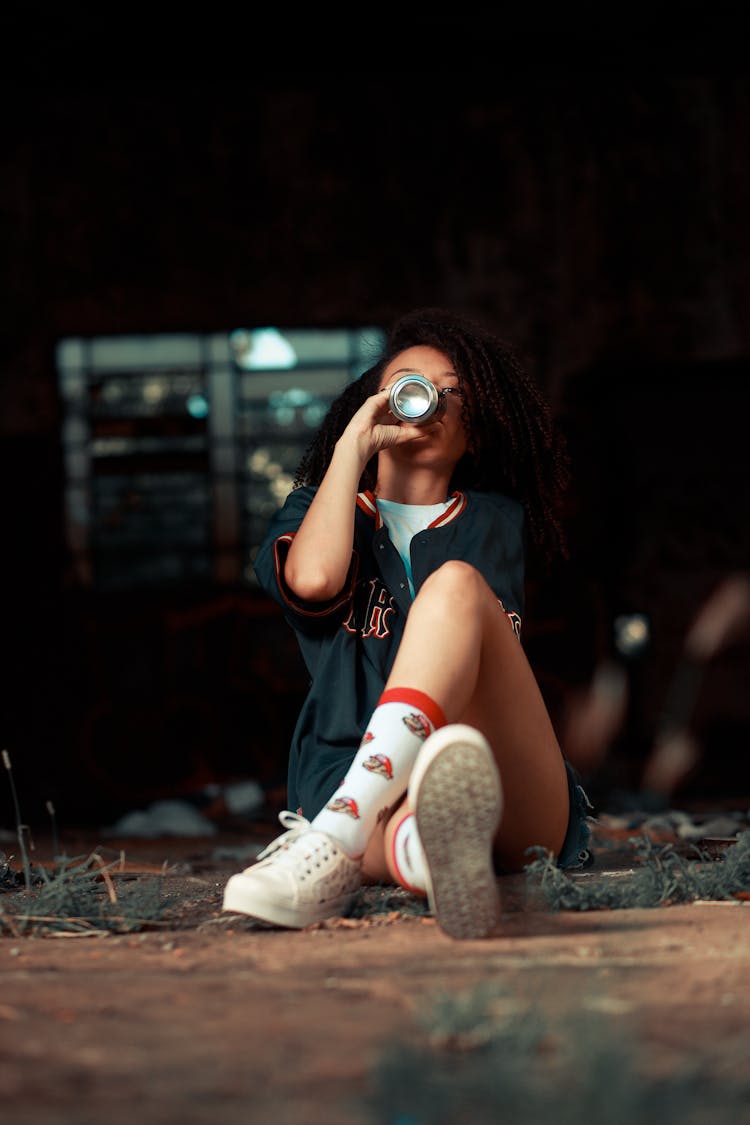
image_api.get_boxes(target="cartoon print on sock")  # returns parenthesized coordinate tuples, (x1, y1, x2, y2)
(363, 753, 394, 779)
(359, 731, 375, 747)
(403, 712, 431, 740)
(326, 796, 361, 819)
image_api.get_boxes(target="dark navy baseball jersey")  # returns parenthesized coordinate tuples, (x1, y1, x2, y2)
(253, 485, 526, 820)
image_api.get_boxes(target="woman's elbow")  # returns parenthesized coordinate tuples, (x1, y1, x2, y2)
(283, 562, 344, 603)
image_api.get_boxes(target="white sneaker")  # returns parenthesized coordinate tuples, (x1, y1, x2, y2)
(222, 811, 361, 928)
(409, 724, 503, 939)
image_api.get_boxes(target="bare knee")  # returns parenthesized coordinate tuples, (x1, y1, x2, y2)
(417, 560, 486, 607)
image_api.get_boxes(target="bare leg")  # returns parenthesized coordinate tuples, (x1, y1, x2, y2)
(362, 560, 569, 884)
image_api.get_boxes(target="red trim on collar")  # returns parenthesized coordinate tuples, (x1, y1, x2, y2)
(357, 491, 382, 529)
(428, 491, 467, 528)
(358, 490, 466, 532)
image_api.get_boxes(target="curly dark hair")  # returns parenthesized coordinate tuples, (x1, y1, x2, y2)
(293, 307, 570, 564)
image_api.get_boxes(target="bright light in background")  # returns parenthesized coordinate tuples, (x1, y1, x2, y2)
(303, 403, 327, 427)
(270, 475, 294, 501)
(248, 448, 271, 473)
(143, 379, 166, 404)
(187, 393, 209, 419)
(246, 445, 294, 502)
(230, 328, 298, 370)
(614, 613, 651, 657)
(271, 388, 312, 407)
(267, 387, 325, 428)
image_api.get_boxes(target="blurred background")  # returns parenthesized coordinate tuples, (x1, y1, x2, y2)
(2, 56, 749, 831)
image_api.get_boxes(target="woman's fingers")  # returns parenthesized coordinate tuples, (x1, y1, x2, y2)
(344, 385, 436, 457)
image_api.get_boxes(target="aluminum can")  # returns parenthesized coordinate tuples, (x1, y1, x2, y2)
(388, 374, 444, 424)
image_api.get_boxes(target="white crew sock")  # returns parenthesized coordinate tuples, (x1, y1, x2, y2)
(311, 687, 446, 859)
(391, 811, 428, 894)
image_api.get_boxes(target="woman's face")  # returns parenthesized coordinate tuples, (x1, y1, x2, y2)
(378, 345, 470, 471)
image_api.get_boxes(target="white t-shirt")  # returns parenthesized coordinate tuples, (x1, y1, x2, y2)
(376, 498, 453, 597)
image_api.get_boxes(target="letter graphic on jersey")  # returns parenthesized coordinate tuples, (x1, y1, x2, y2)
(326, 796, 360, 819)
(342, 578, 396, 639)
(362, 581, 396, 639)
(403, 712, 431, 740)
(497, 598, 522, 640)
(362, 753, 394, 779)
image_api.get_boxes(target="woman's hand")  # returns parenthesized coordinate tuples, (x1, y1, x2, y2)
(283, 386, 435, 600)
(339, 385, 437, 466)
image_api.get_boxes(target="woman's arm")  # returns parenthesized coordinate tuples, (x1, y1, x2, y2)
(284, 386, 424, 601)
(283, 433, 366, 602)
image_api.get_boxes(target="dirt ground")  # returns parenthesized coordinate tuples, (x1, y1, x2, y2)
(1, 818, 750, 1125)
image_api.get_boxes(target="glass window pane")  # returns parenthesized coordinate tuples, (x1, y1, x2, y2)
(57, 325, 386, 590)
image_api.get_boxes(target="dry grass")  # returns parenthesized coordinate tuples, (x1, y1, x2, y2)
(0, 850, 170, 936)
(524, 829, 750, 912)
(366, 981, 750, 1124)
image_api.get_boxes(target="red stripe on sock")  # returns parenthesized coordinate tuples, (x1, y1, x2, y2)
(390, 811, 425, 896)
(378, 687, 446, 731)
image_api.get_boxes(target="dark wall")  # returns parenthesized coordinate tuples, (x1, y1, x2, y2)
(2, 74, 749, 823)
(6, 78, 750, 412)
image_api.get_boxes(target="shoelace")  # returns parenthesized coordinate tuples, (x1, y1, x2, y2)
(256, 810, 313, 862)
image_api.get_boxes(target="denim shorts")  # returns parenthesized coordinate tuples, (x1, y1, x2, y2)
(556, 760, 595, 870)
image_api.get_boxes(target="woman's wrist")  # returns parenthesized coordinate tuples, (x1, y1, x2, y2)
(334, 426, 374, 473)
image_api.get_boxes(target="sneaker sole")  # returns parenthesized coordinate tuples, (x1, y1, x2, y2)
(410, 724, 502, 940)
